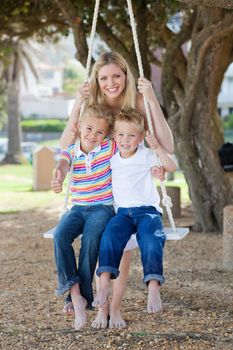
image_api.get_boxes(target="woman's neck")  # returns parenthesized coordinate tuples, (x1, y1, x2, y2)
(106, 98, 122, 116)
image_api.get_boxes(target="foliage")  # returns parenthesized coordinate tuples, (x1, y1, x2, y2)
(63, 62, 85, 96)
(0, 0, 67, 42)
(222, 114, 233, 130)
(21, 118, 67, 132)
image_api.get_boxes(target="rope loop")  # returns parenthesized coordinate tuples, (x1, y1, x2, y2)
(162, 196, 173, 208)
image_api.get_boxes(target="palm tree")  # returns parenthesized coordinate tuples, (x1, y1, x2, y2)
(1, 39, 38, 164)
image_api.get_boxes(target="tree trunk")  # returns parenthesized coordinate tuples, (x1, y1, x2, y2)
(162, 7, 233, 232)
(3, 80, 23, 164)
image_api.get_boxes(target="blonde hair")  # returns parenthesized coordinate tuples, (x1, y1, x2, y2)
(88, 52, 136, 109)
(114, 108, 144, 133)
(80, 104, 114, 133)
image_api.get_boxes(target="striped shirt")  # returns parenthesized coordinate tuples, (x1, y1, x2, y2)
(59, 138, 117, 205)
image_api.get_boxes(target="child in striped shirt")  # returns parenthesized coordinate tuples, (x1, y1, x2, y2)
(51, 104, 116, 331)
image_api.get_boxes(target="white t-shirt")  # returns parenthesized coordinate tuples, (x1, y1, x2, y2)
(111, 144, 162, 213)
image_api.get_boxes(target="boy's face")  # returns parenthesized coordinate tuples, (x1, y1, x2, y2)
(79, 115, 109, 153)
(114, 120, 143, 158)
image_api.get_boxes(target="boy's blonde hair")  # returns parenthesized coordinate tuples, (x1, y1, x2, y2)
(114, 108, 145, 133)
(80, 104, 114, 133)
(88, 52, 136, 109)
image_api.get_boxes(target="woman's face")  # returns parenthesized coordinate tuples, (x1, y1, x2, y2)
(97, 63, 126, 103)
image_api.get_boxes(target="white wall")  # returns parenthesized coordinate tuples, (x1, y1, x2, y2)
(20, 96, 75, 119)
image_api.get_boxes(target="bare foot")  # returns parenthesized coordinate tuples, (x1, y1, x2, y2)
(92, 277, 110, 307)
(147, 280, 162, 313)
(109, 308, 126, 329)
(91, 301, 109, 329)
(63, 301, 74, 316)
(73, 296, 87, 330)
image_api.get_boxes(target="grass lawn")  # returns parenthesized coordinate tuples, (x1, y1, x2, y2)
(0, 163, 190, 214)
(0, 164, 64, 213)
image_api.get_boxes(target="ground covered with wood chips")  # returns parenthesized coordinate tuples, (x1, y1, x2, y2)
(0, 206, 233, 350)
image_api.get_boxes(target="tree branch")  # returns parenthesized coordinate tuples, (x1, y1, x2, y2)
(97, 16, 139, 77)
(178, 0, 233, 9)
(54, 0, 88, 65)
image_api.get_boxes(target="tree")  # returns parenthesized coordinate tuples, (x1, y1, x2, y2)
(0, 1, 68, 164)
(1, 0, 232, 230)
(54, 0, 233, 232)
(161, 6, 233, 231)
(1, 39, 38, 164)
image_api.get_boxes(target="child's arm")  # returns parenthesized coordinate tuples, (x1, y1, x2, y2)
(145, 131, 177, 173)
(51, 159, 69, 193)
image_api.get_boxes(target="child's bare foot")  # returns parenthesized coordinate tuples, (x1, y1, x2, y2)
(91, 301, 109, 329)
(147, 280, 162, 313)
(63, 301, 74, 316)
(73, 296, 87, 330)
(109, 308, 126, 329)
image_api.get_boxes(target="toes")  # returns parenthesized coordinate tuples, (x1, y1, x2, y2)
(63, 302, 74, 315)
(91, 318, 108, 329)
(109, 319, 126, 329)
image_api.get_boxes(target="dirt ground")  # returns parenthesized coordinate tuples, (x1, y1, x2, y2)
(0, 206, 233, 350)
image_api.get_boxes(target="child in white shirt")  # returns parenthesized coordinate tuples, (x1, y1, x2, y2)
(93, 108, 176, 314)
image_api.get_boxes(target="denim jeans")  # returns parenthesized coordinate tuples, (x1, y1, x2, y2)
(54, 204, 115, 307)
(97, 206, 166, 284)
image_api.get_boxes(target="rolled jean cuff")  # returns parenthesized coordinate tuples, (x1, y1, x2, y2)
(143, 273, 165, 285)
(55, 277, 81, 296)
(96, 266, 119, 279)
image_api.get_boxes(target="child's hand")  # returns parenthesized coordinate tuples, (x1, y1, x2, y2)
(151, 166, 166, 181)
(145, 131, 159, 150)
(51, 168, 64, 193)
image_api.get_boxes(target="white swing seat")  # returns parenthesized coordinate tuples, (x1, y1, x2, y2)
(43, 227, 56, 239)
(164, 227, 189, 240)
(43, 226, 189, 240)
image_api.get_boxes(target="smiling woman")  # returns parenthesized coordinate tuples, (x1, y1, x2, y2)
(60, 51, 173, 154)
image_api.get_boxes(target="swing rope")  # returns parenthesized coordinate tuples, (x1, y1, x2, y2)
(61, 0, 100, 216)
(126, 0, 177, 233)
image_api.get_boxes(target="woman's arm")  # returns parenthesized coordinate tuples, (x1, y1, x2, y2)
(145, 131, 177, 173)
(60, 82, 90, 149)
(136, 77, 174, 154)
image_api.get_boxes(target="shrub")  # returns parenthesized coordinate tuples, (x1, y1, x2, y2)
(21, 119, 67, 132)
(222, 114, 233, 130)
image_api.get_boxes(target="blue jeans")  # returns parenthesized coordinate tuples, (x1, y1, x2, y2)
(54, 204, 115, 308)
(97, 206, 166, 284)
